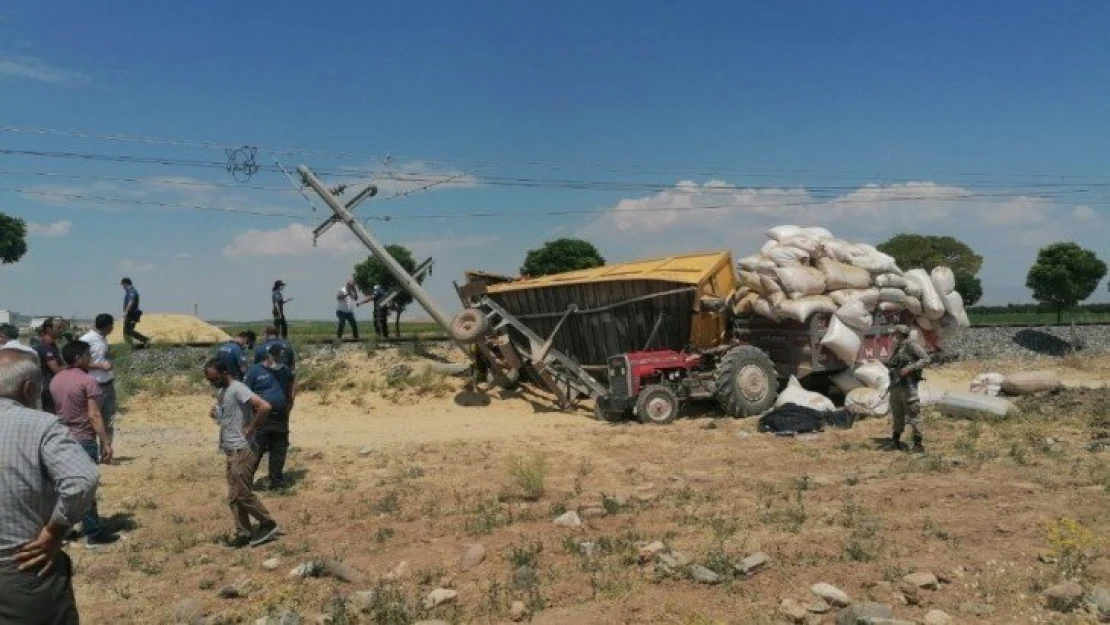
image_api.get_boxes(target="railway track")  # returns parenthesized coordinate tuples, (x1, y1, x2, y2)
(136, 335, 455, 350)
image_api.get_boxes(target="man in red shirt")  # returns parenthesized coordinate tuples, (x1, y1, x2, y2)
(49, 341, 117, 546)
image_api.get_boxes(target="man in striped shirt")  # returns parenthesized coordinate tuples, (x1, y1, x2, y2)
(0, 349, 99, 624)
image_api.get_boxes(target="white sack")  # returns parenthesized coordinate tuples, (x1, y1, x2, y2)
(738, 255, 762, 272)
(846, 244, 902, 275)
(878, 288, 907, 303)
(818, 257, 873, 291)
(820, 316, 862, 367)
(739, 270, 764, 292)
(852, 360, 890, 392)
(905, 269, 945, 320)
(752, 297, 780, 321)
(918, 384, 946, 407)
(760, 239, 778, 255)
(1001, 371, 1062, 396)
(732, 292, 759, 315)
(935, 391, 1015, 419)
(759, 275, 783, 297)
(766, 244, 811, 268)
(835, 300, 874, 331)
(874, 273, 907, 288)
(829, 288, 881, 308)
(765, 225, 804, 242)
(903, 279, 923, 298)
(778, 234, 822, 255)
(776, 295, 836, 323)
(845, 387, 890, 417)
(775, 266, 826, 299)
(799, 226, 835, 241)
(904, 295, 923, 316)
(942, 290, 972, 329)
(775, 376, 836, 412)
(915, 315, 936, 331)
(878, 301, 905, 313)
(820, 239, 858, 263)
(970, 373, 1006, 397)
(831, 369, 864, 393)
(930, 266, 956, 295)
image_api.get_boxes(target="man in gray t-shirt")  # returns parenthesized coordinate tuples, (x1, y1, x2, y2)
(204, 358, 281, 548)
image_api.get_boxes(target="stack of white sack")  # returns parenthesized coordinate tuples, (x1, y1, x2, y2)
(730, 225, 971, 364)
(831, 360, 891, 417)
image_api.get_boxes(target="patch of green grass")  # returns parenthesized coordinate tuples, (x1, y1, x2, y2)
(507, 541, 543, 569)
(505, 453, 547, 501)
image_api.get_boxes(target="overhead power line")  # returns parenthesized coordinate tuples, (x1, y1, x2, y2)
(0, 187, 303, 219)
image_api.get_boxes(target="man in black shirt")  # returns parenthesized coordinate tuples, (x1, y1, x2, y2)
(33, 318, 66, 414)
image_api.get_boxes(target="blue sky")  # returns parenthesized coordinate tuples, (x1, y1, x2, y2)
(1, 1, 1108, 321)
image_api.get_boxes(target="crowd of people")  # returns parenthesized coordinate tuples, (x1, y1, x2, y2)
(0, 276, 334, 623)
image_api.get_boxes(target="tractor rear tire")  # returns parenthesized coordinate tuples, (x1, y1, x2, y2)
(715, 345, 777, 417)
(635, 385, 681, 425)
(450, 308, 489, 343)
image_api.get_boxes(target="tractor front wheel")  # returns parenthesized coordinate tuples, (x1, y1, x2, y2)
(450, 308, 489, 343)
(635, 385, 681, 425)
(714, 345, 777, 417)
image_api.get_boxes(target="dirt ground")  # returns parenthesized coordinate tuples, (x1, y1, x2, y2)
(72, 348, 1110, 624)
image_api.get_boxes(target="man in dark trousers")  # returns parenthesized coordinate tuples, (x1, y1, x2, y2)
(245, 344, 297, 490)
(34, 318, 66, 414)
(271, 280, 291, 340)
(0, 349, 100, 624)
(120, 278, 150, 348)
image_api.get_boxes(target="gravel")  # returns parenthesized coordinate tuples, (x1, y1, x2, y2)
(944, 325, 1110, 360)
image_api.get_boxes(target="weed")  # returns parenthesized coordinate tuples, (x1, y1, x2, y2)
(508, 541, 543, 569)
(839, 497, 883, 562)
(601, 493, 624, 516)
(922, 517, 952, 542)
(1043, 517, 1101, 577)
(371, 490, 402, 515)
(505, 453, 548, 501)
(375, 527, 396, 544)
(1008, 443, 1029, 465)
(548, 501, 567, 517)
(703, 549, 735, 580)
(364, 583, 417, 625)
(758, 490, 807, 532)
(298, 360, 350, 392)
(415, 566, 446, 588)
(480, 580, 510, 616)
(467, 497, 509, 536)
(121, 496, 158, 512)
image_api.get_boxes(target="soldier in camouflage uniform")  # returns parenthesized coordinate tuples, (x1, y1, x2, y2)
(887, 324, 931, 452)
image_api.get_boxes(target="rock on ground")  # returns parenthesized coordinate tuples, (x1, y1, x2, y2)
(811, 583, 851, 607)
(923, 609, 953, 625)
(778, 599, 809, 623)
(350, 590, 376, 614)
(836, 602, 893, 625)
(262, 558, 281, 571)
(553, 510, 582, 527)
(509, 600, 529, 622)
(689, 565, 722, 585)
(173, 599, 205, 624)
(1087, 586, 1110, 619)
(1044, 581, 1084, 612)
(902, 571, 939, 590)
(958, 602, 994, 617)
(736, 552, 770, 576)
(638, 541, 667, 563)
(423, 588, 458, 609)
(458, 543, 486, 571)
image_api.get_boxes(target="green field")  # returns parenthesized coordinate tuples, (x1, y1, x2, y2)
(217, 320, 445, 341)
(967, 310, 1110, 326)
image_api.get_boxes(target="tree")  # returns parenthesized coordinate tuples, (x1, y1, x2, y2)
(520, 238, 605, 277)
(1025, 242, 1107, 323)
(353, 244, 425, 336)
(0, 212, 28, 264)
(877, 234, 984, 305)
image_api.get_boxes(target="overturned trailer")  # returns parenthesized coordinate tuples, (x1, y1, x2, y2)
(460, 251, 737, 372)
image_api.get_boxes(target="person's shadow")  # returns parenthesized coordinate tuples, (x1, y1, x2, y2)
(1013, 329, 1073, 356)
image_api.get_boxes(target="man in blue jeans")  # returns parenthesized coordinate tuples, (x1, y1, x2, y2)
(49, 341, 118, 546)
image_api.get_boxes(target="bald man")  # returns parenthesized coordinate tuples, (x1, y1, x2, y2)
(0, 350, 99, 624)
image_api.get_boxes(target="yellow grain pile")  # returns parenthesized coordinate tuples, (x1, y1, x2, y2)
(107, 314, 230, 345)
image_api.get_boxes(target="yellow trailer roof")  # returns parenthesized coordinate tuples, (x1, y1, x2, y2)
(487, 250, 734, 293)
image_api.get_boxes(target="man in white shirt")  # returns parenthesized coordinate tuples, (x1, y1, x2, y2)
(79, 314, 118, 448)
(0, 324, 39, 362)
(335, 280, 360, 340)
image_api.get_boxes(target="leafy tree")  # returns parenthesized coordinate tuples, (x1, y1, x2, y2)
(520, 238, 605, 277)
(353, 244, 426, 335)
(877, 234, 984, 305)
(0, 212, 28, 264)
(1025, 242, 1107, 323)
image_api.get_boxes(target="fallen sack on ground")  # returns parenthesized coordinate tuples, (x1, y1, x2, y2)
(758, 403, 825, 434)
(831, 369, 864, 393)
(852, 360, 890, 392)
(775, 376, 836, 412)
(935, 391, 1015, 419)
(917, 384, 946, 407)
(1001, 370, 1062, 396)
(845, 387, 890, 418)
(970, 373, 1007, 397)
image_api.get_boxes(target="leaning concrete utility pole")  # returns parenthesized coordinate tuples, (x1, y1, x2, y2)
(298, 165, 469, 355)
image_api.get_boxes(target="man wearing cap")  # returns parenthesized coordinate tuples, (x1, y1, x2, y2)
(886, 324, 931, 453)
(120, 278, 150, 349)
(271, 281, 291, 340)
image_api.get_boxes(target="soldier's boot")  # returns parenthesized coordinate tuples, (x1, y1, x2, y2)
(888, 433, 906, 452)
(910, 434, 925, 454)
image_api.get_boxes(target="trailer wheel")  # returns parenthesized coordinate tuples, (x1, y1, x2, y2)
(450, 308, 489, 343)
(715, 345, 777, 417)
(636, 385, 680, 425)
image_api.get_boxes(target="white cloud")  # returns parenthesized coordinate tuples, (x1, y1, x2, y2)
(222, 223, 364, 259)
(175, 252, 193, 259)
(118, 259, 155, 273)
(27, 220, 71, 237)
(1073, 205, 1095, 221)
(0, 56, 90, 86)
(980, 196, 1051, 226)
